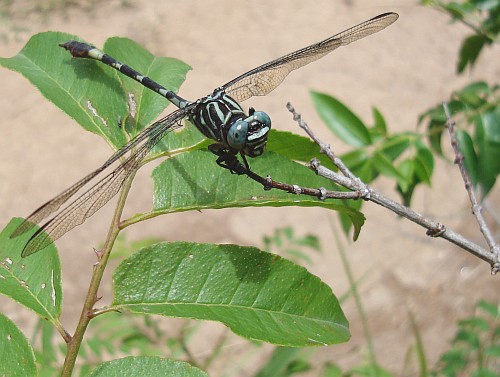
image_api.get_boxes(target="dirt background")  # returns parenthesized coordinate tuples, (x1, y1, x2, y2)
(0, 0, 499, 375)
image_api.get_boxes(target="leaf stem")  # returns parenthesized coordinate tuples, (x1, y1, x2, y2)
(60, 170, 136, 376)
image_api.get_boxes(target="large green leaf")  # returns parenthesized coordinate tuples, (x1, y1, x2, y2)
(0, 32, 191, 150)
(149, 150, 365, 239)
(0, 219, 62, 321)
(0, 313, 37, 377)
(102, 37, 191, 136)
(112, 242, 350, 346)
(88, 356, 208, 377)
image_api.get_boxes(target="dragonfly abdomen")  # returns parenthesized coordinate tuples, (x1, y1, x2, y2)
(59, 41, 189, 109)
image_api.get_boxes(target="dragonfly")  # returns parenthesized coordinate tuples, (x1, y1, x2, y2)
(11, 12, 398, 257)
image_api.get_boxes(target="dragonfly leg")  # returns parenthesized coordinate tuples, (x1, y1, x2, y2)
(208, 143, 247, 175)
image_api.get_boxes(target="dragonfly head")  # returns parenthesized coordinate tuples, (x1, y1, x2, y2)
(227, 108, 271, 157)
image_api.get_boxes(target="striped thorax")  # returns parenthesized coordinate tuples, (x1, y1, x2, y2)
(189, 90, 271, 158)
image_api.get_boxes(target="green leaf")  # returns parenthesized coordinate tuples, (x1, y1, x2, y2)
(414, 141, 434, 185)
(102, 37, 190, 136)
(421, 100, 466, 156)
(150, 150, 365, 240)
(378, 134, 412, 161)
(310, 91, 371, 147)
(320, 363, 343, 377)
(351, 159, 377, 184)
(427, 120, 444, 157)
(293, 234, 321, 251)
(267, 130, 333, 168)
(455, 327, 481, 348)
(475, 108, 500, 196)
(348, 364, 394, 377)
(372, 151, 403, 180)
(0, 32, 190, 151)
(88, 356, 208, 376)
(0, 32, 125, 148)
(34, 318, 58, 367)
(460, 316, 490, 332)
(112, 242, 350, 346)
(472, 369, 500, 377)
(370, 106, 387, 138)
(454, 81, 490, 108)
(339, 196, 364, 237)
(396, 159, 414, 194)
(396, 159, 417, 206)
(0, 312, 37, 377)
(476, 299, 499, 318)
(0, 218, 62, 321)
(471, 0, 500, 11)
(485, 345, 500, 357)
(340, 149, 369, 171)
(457, 129, 479, 186)
(255, 347, 311, 377)
(263, 228, 321, 265)
(457, 34, 487, 73)
(482, 106, 500, 143)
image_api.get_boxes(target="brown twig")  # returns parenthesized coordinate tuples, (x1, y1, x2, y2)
(245, 102, 497, 270)
(443, 102, 500, 272)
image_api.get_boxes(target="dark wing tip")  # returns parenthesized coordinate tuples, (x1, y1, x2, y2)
(10, 220, 36, 239)
(375, 12, 399, 23)
(20, 228, 53, 258)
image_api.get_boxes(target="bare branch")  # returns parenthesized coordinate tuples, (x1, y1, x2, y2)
(241, 102, 498, 270)
(443, 103, 500, 272)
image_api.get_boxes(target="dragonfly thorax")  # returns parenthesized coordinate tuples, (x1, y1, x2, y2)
(189, 91, 271, 157)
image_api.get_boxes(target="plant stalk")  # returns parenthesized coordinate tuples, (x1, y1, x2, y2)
(60, 171, 136, 376)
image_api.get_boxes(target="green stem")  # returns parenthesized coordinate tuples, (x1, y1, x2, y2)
(329, 216, 379, 373)
(60, 171, 136, 376)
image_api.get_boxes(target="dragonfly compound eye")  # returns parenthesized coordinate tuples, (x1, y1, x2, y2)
(252, 111, 271, 129)
(242, 111, 271, 157)
(227, 119, 249, 150)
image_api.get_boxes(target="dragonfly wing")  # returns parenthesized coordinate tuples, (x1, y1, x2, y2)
(21, 141, 148, 256)
(16, 109, 187, 256)
(222, 12, 398, 102)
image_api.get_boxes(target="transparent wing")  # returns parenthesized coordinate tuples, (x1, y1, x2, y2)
(14, 109, 187, 256)
(222, 12, 398, 102)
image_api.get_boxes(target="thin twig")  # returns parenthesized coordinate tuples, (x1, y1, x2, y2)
(252, 102, 498, 270)
(242, 166, 364, 200)
(288, 104, 358, 180)
(443, 102, 500, 271)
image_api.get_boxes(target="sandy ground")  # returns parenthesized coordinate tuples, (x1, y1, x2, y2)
(0, 0, 499, 375)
